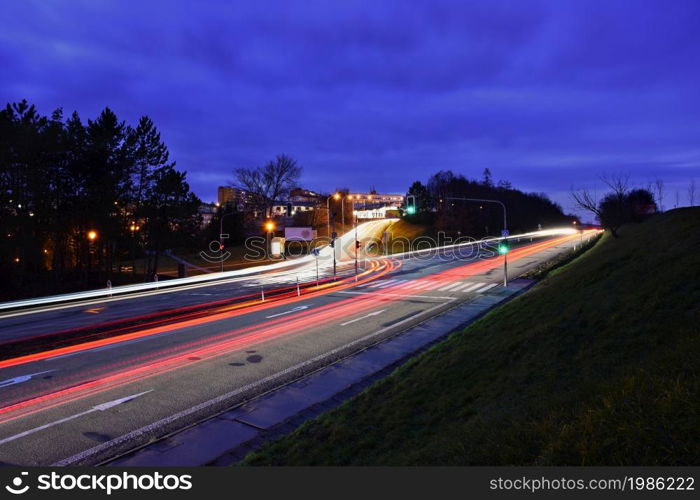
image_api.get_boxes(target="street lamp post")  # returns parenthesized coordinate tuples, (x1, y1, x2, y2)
(445, 197, 509, 287)
(264, 220, 276, 259)
(326, 192, 342, 239)
(354, 213, 359, 279)
(331, 212, 337, 279)
(87, 230, 98, 279)
(219, 211, 237, 273)
(129, 224, 140, 276)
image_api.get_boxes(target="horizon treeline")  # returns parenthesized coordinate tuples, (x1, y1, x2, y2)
(407, 169, 575, 236)
(0, 99, 201, 296)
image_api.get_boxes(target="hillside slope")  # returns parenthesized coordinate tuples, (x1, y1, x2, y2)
(243, 208, 700, 465)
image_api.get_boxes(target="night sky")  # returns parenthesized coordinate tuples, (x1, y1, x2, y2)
(2, 0, 699, 214)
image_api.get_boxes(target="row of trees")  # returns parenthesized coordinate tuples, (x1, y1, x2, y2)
(0, 100, 201, 295)
(406, 169, 573, 236)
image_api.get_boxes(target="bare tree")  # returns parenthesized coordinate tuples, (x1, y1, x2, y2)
(600, 173, 630, 200)
(571, 173, 630, 237)
(571, 187, 601, 221)
(233, 154, 302, 218)
(689, 178, 696, 207)
(653, 178, 665, 212)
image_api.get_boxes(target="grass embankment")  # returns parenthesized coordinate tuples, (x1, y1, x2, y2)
(243, 208, 700, 465)
(384, 219, 428, 253)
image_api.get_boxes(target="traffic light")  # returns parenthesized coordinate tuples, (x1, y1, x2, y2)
(405, 194, 417, 215)
(498, 240, 509, 255)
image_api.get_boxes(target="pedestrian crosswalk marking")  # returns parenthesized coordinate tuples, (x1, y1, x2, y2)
(451, 282, 477, 292)
(369, 279, 397, 288)
(459, 283, 484, 292)
(380, 279, 407, 288)
(437, 282, 465, 292)
(474, 283, 498, 293)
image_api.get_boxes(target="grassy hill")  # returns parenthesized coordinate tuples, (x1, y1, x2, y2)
(243, 207, 700, 465)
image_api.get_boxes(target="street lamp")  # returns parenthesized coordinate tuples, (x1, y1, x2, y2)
(87, 230, 98, 277)
(129, 224, 140, 276)
(264, 220, 276, 260)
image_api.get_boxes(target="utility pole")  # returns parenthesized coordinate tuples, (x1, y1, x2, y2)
(332, 213, 337, 279)
(446, 197, 508, 287)
(219, 211, 235, 273)
(354, 215, 359, 280)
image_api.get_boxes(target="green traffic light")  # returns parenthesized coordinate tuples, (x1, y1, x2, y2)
(498, 243, 509, 255)
(405, 206, 416, 215)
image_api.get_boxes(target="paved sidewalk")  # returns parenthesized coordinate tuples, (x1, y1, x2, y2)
(109, 279, 534, 466)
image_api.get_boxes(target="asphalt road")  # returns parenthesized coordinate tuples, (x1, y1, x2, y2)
(0, 229, 594, 465)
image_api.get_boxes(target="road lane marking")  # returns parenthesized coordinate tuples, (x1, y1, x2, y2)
(0, 370, 56, 389)
(337, 291, 455, 300)
(369, 279, 396, 288)
(460, 283, 485, 293)
(0, 390, 152, 446)
(450, 282, 476, 292)
(438, 282, 465, 292)
(475, 283, 498, 293)
(378, 280, 406, 288)
(55, 297, 455, 466)
(410, 281, 433, 290)
(265, 305, 311, 319)
(400, 281, 424, 289)
(340, 309, 386, 326)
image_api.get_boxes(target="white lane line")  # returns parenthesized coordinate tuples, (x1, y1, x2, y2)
(0, 390, 152, 446)
(339, 309, 386, 326)
(369, 279, 396, 288)
(475, 283, 498, 293)
(337, 291, 455, 300)
(379, 280, 406, 288)
(437, 282, 465, 292)
(55, 297, 455, 466)
(460, 283, 485, 293)
(411, 281, 434, 290)
(0, 370, 56, 389)
(265, 305, 311, 319)
(401, 281, 425, 289)
(452, 281, 472, 292)
(419, 281, 444, 290)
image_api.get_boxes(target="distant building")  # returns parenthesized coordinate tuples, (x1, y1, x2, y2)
(217, 186, 251, 209)
(346, 192, 404, 209)
(198, 203, 218, 228)
(289, 188, 321, 203)
(271, 200, 316, 216)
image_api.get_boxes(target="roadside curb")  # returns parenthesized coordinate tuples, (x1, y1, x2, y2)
(107, 278, 536, 467)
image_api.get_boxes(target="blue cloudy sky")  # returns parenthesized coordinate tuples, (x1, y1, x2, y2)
(1, 0, 699, 213)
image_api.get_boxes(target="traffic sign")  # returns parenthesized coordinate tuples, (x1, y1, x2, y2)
(501, 229, 509, 237)
(312, 249, 320, 256)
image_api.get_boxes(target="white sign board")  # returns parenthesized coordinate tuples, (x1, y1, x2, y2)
(284, 227, 314, 241)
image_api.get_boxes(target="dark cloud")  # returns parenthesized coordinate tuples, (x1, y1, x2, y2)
(1, 0, 699, 215)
